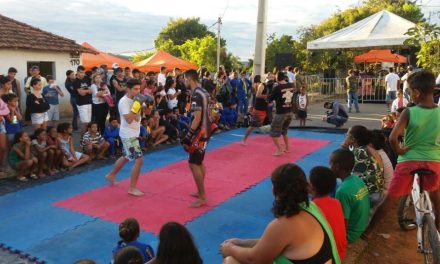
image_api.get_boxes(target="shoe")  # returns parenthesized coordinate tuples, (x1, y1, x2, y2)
(399, 219, 417, 231)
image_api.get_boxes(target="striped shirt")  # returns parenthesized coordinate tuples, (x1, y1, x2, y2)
(81, 131, 104, 147)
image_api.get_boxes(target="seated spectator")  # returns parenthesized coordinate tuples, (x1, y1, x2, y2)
(381, 114, 395, 129)
(8, 132, 37, 181)
(114, 246, 144, 264)
(81, 122, 109, 160)
(330, 149, 370, 243)
(342, 125, 385, 212)
(309, 166, 347, 261)
(2, 93, 23, 145)
(165, 78, 180, 110)
(219, 103, 237, 130)
(220, 164, 340, 263)
(31, 128, 55, 177)
(104, 117, 121, 158)
(371, 131, 394, 195)
(171, 107, 190, 136)
(161, 109, 179, 142)
(147, 111, 168, 147)
(112, 218, 154, 264)
(42, 75, 64, 128)
(323, 101, 348, 128)
(147, 222, 202, 264)
(58, 123, 90, 168)
(46, 126, 63, 172)
(27, 77, 50, 130)
(390, 89, 408, 113)
(138, 124, 149, 151)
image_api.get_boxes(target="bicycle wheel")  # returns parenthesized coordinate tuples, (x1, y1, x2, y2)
(422, 214, 440, 264)
(397, 195, 416, 230)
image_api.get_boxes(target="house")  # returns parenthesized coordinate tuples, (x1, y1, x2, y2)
(0, 14, 93, 116)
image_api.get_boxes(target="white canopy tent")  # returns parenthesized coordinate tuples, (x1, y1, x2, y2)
(307, 10, 416, 50)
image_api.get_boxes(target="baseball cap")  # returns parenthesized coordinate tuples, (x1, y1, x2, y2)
(112, 63, 119, 69)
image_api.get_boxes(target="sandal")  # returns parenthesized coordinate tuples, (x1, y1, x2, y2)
(17, 176, 28, 182)
(29, 173, 38, 180)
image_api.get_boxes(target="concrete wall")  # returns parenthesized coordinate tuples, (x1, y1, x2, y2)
(0, 49, 81, 117)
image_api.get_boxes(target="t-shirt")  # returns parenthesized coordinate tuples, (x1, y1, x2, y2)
(391, 98, 409, 113)
(191, 87, 211, 139)
(286, 71, 295, 83)
(313, 197, 347, 261)
(112, 240, 154, 264)
(298, 94, 307, 110)
(42, 85, 60, 105)
(158, 73, 166, 87)
(81, 131, 104, 147)
(401, 72, 412, 91)
(65, 78, 75, 97)
(385, 73, 400, 92)
(91, 84, 105, 104)
(167, 88, 178, 109)
(31, 139, 47, 148)
(345, 76, 359, 93)
(118, 95, 141, 138)
(269, 82, 295, 114)
(335, 175, 370, 243)
(73, 77, 92, 106)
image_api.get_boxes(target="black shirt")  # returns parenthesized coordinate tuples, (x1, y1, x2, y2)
(191, 87, 211, 139)
(65, 78, 75, 97)
(26, 93, 50, 114)
(73, 77, 92, 105)
(110, 76, 127, 103)
(269, 82, 295, 114)
(254, 83, 268, 111)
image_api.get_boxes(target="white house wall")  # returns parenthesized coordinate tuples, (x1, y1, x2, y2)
(0, 49, 81, 118)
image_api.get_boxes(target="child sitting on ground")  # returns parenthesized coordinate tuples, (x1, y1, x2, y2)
(58, 122, 90, 168)
(46, 126, 63, 172)
(8, 132, 38, 181)
(309, 166, 347, 261)
(2, 93, 23, 146)
(81, 122, 109, 160)
(103, 117, 121, 159)
(330, 148, 370, 243)
(112, 218, 154, 264)
(219, 103, 237, 130)
(147, 110, 168, 147)
(32, 128, 56, 177)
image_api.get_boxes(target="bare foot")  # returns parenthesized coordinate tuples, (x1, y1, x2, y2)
(105, 174, 117, 185)
(273, 150, 283, 156)
(284, 149, 290, 153)
(189, 198, 207, 208)
(48, 170, 56, 176)
(241, 139, 247, 146)
(128, 188, 145, 196)
(189, 192, 199, 198)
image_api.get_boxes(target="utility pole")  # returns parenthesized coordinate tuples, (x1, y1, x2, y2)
(217, 16, 222, 73)
(253, 0, 268, 79)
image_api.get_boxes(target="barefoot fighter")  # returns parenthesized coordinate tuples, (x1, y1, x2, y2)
(105, 78, 153, 196)
(181, 70, 212, 208)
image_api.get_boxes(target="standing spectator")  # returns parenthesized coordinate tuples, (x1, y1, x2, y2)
(2, 93, 22, 146)
(81, 122, 109, 160)
(27, 78, 50, 130)
(296, 86, 309, 127)
(285, 66, 295, 84)
(216, 73, 232, 107)
(148, 222, 202, 264)
(109, 67, 127, 117)
(91, 74, 110, 133)
(176, 74, 187, 114)
(165, 78, 180, 110)
(7, 67, 22, 104)
(103, 116, 120, 159)
(157, 66, 167, 87)
(9, 132, 38, 181)
(345, 69, 360, 113)
(400, 65, 413, 101)
(65, 70, 79, 131)
(24, 65, 47, 95)
(201, 71, 216, 95)
(31, 128, 54, 177)
(0, 76, 11, 176)
(330, 149, 370, 243)
(323, 101, 349, 128)
(309, 166, 347, 261)
(154, 87, 168, 114)
(73, 66, 93, 135)
(391, 89, 408, 113)
(112, 218, 154, 264)
(294, 67, 305, 92)
(46, 126, 63, 173)
(124, 67, 132, 78)
(143, 79, 156, 96)
(58, 123, 90, 169)
(242, 75, 267, 145)
(384, 67, 400, 112)
(132, 69, 141, 81)
(43, 75, 64, 128)
(236, 71, 251, 118)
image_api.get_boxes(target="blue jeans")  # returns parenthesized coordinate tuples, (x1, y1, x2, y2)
(238, 97, 248, 114)
(70, 97, 79, 130)
(327, 115, 348, 127)
(347, 91, 359, 112)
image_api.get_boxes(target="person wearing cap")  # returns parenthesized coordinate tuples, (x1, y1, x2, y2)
(401, 66, 413, 101)
(0, 76, 12, 176)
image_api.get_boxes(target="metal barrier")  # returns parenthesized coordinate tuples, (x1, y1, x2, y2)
(303, 75, 387, 103)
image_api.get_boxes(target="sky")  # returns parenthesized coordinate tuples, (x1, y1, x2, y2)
(0, 0, 438, 60)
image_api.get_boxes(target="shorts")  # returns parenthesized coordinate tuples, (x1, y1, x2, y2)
(388, 161, 440, 196)
(188, 149, 206, 165)
(297, 109, 307, 119)
(250, 109, 267, 127)
(47, 104, 60, 121)
(385, 91, 396, 102)
(31, 112, 49, 125)
(0, 121, 6, 134)
(270, 112, 293, 137)
(67, 151, 83, 161)
(77, 104, 92, 123)
(121, 137, 143, 161)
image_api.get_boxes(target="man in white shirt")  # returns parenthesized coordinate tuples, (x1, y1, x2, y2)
(105, 78, 145, 196)
(384, 67, 400, 111)
(158, 66, 167, 87)
(285, 66, 295, 84)
(400, 65, 413, 101)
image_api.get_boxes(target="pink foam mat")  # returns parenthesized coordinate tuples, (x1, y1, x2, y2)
(55, 136, 329, 234)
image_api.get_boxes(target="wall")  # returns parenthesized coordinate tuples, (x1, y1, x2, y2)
(0, 49, 81, 118)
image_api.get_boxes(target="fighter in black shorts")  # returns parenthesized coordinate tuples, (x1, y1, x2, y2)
(181, 70, 212, 208)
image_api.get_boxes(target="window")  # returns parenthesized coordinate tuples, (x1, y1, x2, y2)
(27, 61, 56, 79)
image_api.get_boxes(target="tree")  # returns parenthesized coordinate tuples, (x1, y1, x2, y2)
(405, 22, 440, 72)
(179, 35, 221, 72)
(265, 34, 296, 71)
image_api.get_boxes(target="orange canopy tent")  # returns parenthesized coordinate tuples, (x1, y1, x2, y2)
(354, 49, 407, 64)
(81, 42, 134, 70)
(134, 50, 198, 72)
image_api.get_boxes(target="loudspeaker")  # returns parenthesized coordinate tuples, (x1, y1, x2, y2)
(275, 53, 294, 69)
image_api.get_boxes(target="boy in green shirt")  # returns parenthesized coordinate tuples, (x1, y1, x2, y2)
(330, 149, 370, 243)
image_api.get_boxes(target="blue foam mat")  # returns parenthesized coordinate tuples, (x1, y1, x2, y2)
(0, 129, 342, 263)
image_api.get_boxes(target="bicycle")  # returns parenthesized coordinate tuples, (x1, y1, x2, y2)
(397, 169, 440, 264)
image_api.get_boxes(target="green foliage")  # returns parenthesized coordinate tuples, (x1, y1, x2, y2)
(179, 35, 221, 72)
(405, 22, 440, 72)
(155, 17, 214, 47)
(265, 34, 296, 71)
(131, 51, 155, 63)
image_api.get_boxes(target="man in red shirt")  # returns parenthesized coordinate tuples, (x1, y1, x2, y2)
(309, 166, 347, 260)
